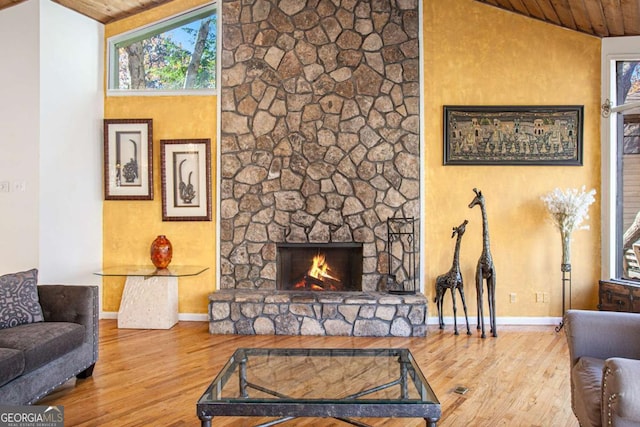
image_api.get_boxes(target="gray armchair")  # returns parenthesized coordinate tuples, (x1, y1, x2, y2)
(565, 309, 640, 427)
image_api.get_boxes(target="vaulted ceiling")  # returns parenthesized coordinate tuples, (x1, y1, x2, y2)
(0, 0, 636, 38)
(474, 0, 639, 38)
(0, 0, 172, 24)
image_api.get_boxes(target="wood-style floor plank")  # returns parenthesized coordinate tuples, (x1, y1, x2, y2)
(39, 320, 578, 427)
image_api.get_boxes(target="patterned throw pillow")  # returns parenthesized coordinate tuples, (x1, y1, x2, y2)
(0, 269, 44, 329)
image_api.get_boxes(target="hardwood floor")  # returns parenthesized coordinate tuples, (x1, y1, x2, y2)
(39, 320, 578, 427)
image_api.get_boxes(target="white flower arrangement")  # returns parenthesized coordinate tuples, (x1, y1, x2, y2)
(541, 186, 596, 235)
(541, 186, 596, 264)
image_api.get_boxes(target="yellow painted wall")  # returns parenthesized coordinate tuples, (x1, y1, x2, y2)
(102, 0, 602, 318)
(423, 0, 601, 317)
(103, 0, 216, 314)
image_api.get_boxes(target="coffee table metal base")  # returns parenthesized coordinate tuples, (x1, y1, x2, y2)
(198, 383, 439, 426)
(197, 348, 440, 426)
(199, 411, 439, 427)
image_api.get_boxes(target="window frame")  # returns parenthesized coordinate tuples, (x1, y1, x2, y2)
(601, 38, 640, 280)
(106, 2, 217, 97)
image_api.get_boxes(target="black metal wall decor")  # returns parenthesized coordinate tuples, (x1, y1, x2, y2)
(386, 217, 417, 295)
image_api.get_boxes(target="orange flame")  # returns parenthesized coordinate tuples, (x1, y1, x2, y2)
(308, 253, 339, 282)
(290, 253, 341, 291)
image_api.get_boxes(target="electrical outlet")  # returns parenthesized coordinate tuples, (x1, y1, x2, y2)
(12, 181, 26, 192)
(510, 293, 516, 303)
(536, 292, 542, 303)
(543, 292, 549, 303)
(0, 181, 9, 193)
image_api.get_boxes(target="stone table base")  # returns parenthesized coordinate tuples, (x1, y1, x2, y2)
(118, 275, 178, 329)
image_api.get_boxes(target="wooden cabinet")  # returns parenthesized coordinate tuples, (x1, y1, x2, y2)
(598, 279, 640, 313)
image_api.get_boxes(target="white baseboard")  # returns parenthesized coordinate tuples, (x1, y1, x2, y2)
(101, 312, 560, 327)
(100, 312, 208, 322)
(179, 313, 209, 321)
(427, 316, 562, 326)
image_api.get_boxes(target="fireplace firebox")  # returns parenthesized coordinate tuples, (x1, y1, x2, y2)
(276, 243, 363, 292)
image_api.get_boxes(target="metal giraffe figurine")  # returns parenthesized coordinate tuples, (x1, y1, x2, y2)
(434, 219, 471, 335)
(468, 188, 497, 338)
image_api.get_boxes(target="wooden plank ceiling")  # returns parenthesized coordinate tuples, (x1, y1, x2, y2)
(474, 0, 639, 37)
(0, 0, 173, 24)
(0, 0, 635, 37)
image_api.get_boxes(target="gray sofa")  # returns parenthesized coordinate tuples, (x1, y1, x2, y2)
(565, 309, 640, 427)
(0, 284, 98, 405)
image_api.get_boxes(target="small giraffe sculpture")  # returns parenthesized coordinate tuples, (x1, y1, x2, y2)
(435, 219, 471, 335)
(469, 188, 497, 338)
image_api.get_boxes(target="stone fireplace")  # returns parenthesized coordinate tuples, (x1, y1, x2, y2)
(209, 0, 426, 337)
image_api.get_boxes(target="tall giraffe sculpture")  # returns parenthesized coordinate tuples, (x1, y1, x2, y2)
(434, 219, 471, 335)
(468, 188, 497, 338)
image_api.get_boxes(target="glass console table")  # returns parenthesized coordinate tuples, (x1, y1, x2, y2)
(95, 266, 209, 329)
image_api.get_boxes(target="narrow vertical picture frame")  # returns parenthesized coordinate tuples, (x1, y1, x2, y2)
(103, 118, 153, 200)
(161, 139, 212, 221)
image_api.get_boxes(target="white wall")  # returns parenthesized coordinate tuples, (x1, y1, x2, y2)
(39, 0, 103, 284)
(0, 0, 40, 272)
(0, 0, 103, 286)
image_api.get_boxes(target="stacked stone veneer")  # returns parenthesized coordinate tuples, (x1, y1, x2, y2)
(214, 0, 423, 336)
(210, 290, 427, 337)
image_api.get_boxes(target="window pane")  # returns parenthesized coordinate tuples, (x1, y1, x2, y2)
(618, 62, 640, 279)
(111, 6, 217, 91)
(623, 118, 640, 154)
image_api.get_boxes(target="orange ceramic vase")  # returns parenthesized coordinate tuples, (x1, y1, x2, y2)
(150, 235, 172, 269)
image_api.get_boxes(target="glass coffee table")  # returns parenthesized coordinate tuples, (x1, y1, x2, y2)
(196, 348, 440, 427)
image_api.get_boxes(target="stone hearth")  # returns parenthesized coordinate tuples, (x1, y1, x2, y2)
(209, 290, 427, 337)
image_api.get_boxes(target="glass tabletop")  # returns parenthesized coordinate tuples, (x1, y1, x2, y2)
(198, 348, 439, 405)
(94, 265, 209, 277)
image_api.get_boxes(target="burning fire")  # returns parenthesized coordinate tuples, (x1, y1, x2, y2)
(293, 253, 341, 291)
(309, 254, 338, 282)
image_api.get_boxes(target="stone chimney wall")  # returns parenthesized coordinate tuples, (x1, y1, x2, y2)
(219, 0, 420, 292)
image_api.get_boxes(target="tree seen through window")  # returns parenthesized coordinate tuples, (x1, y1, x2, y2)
(112, 6, 216, 91)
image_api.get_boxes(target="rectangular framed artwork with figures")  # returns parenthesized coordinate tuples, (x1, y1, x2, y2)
(443, 105, 583, 166)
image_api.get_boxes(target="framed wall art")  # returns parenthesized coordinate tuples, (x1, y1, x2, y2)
(443, 106, 584, 166)
(103, 118, 153, 200)
(161, 139, 212, 221)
